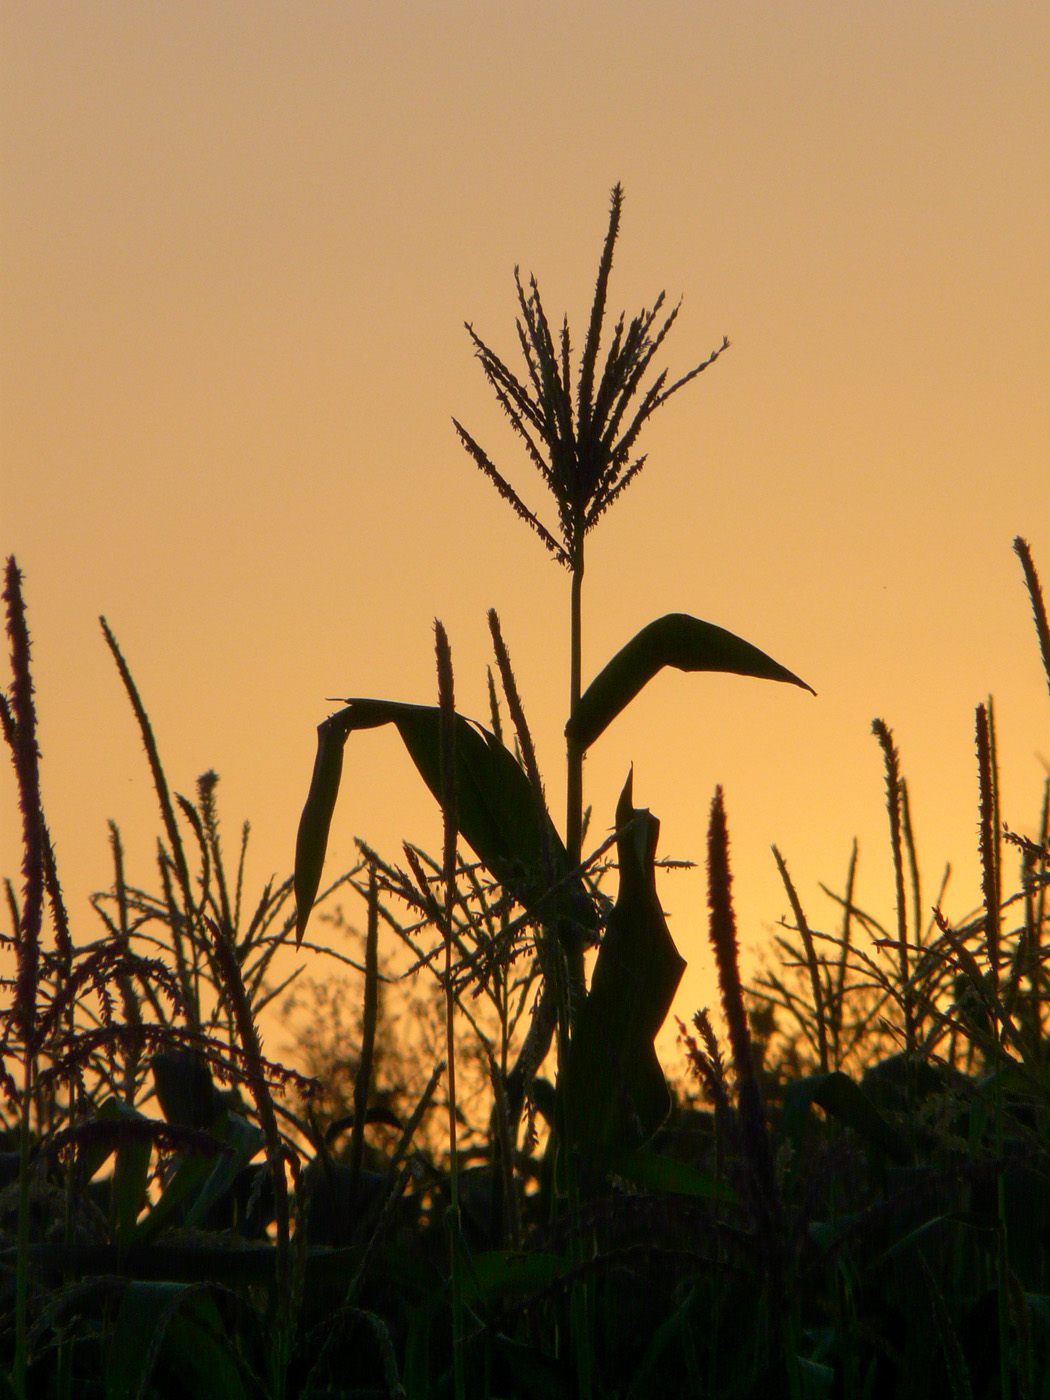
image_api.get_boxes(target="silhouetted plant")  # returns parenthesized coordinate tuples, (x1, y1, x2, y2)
(454, 182, 730, 940)
(288, 185, 820, 1400)
(11, 206, 1050, 1400)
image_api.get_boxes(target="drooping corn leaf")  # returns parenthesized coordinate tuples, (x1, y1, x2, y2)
(295, 700, 594, 946)
(151, 1051, 224, 1131)
(461, 1250, 571, 1305)
(797, 1358, 837, 1400)
(610, 1145, 739, 1205)
(567, 612, 815, 753)
(782, 1069, 911, 1166)
(89, 1096, 153, 1240)
(183, 1112, 265, 1231)
(295, 709, 354, 945)
(106, 1283, 246, 1400)
(559, 771, 686, 1187)
(129, 1057, 265, 1243)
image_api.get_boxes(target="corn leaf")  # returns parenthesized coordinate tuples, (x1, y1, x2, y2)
(106, 1283, 246, 1400)
(295, 700, 595, 946)
(461, 1250, 571, 1305)
(559, 771, 686, 1186)
(92, 1096, 153, 1241)
(782, 1069, 911, 1166)
(295, 710, 354, 945)
(610, 1145, 739, 1204)
(567, 612, 815, 753)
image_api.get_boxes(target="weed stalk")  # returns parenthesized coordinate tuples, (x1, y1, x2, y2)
(435, 621, 466, 1400)
(873, 720, 915, 1052)
(976, 700, 1011, 1398)
(772, 845, 828, 1073)
(4, 558, 44, 1400)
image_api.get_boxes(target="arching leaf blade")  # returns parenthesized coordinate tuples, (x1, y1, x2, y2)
(559, 771, 686, 1187)
(294, 710, 353, 946)
(106, 1283, 247, 1400)
(567, 612, 816, 754)
(294, 699, 595, 946)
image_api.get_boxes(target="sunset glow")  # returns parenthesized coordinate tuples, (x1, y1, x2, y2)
(4, 5, 1049, 1052)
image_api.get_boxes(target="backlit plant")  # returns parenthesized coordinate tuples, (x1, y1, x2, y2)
(7, 190, 1049, 1399)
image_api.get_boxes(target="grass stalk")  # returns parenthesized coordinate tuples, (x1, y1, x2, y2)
(100, 619, 201, 1033)
(487, 609, 544, 810)
(562, 547, 587, 1026)
(486, 608, 546, 1196)
(1014, 536, 1050, 703)
(1035, 782, 1049, 1048)
(348, 865, 379, 1205)
(203, 913, 294, 1397)
(975, 700, 1011, 1398)
(4, 559, 46, 1400)
(707, 788, 785, 1367)
(976, 704, 1002, 997)
(901, 777, 923, 948)
(833, 839, 859, 1068)
(434, 620, 466, 1400)
(771, 845, 828, 1073)
(873, 719, 915, 1051)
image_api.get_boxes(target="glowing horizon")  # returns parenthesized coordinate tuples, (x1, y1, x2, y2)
(4, 5, 1050, 1059)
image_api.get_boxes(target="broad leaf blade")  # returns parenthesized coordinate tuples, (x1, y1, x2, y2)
(151, 1051, 221, 1130)
(294, 710, 353, 945)
(106, 1283, 246, 1400)
(559, 772, 686, 1186)
(294, 700, 596, 945)
(91, 1096, 153, 1240)
(461, 1250, 571, 1305)
(611, 1145, 739, 1204)
(184, 1112, 265, 1230)
(567, 612, 815, 753)
(782, 1069, 911, 1166)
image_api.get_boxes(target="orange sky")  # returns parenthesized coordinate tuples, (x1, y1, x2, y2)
(4, 4, 1050, 1061)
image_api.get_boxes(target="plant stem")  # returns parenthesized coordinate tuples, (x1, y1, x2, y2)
(564, 543, 586, 1009)
(14, 1055, 31, 1400)
(566, 545, 584, 869)
(435, 621, 466, 1400)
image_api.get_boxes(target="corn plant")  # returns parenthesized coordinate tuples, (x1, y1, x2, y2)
(294, 183, 813, 1186)
(292, 186, 815, 1397)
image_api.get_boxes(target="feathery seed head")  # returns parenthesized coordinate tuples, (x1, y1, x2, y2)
(455, 185, 728, 567)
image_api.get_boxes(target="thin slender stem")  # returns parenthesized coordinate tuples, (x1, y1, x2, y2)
(563, 542, 586, 1008)
(872, 720, 914, 1052)
(434, 621, 465, 1400)
(566, 545, 584, 868)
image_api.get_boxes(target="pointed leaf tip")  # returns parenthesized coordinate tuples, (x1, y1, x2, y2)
(567, 612, 815, 752)
(560, 779, 685, 1184)
(294, 710, 352, 947)
(294, 698, 597, 949)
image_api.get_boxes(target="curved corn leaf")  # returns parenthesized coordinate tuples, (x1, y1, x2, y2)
(183, 1112, 265, 1231)
(461, 1250, 571, 1305)
(295, 710, 354, 945)
(782, 1069, 911, 1166)
(106, 1283, 246, 1400)
(611, 1145, 739, 1204)
(567, 612, 815, 753)
(295, 700, 595, 946)
(798, 1358, 836, 1400)
(151, 1051, 223, 1130)
(93, 1096, 153, 1240)
(559, 771, 686, 1188)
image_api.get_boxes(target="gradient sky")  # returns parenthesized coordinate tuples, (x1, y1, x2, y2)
(4, 4, 1050, 1061)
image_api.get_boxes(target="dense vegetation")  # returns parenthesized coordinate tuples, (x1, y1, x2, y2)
(4, 190, 1050, 1399)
